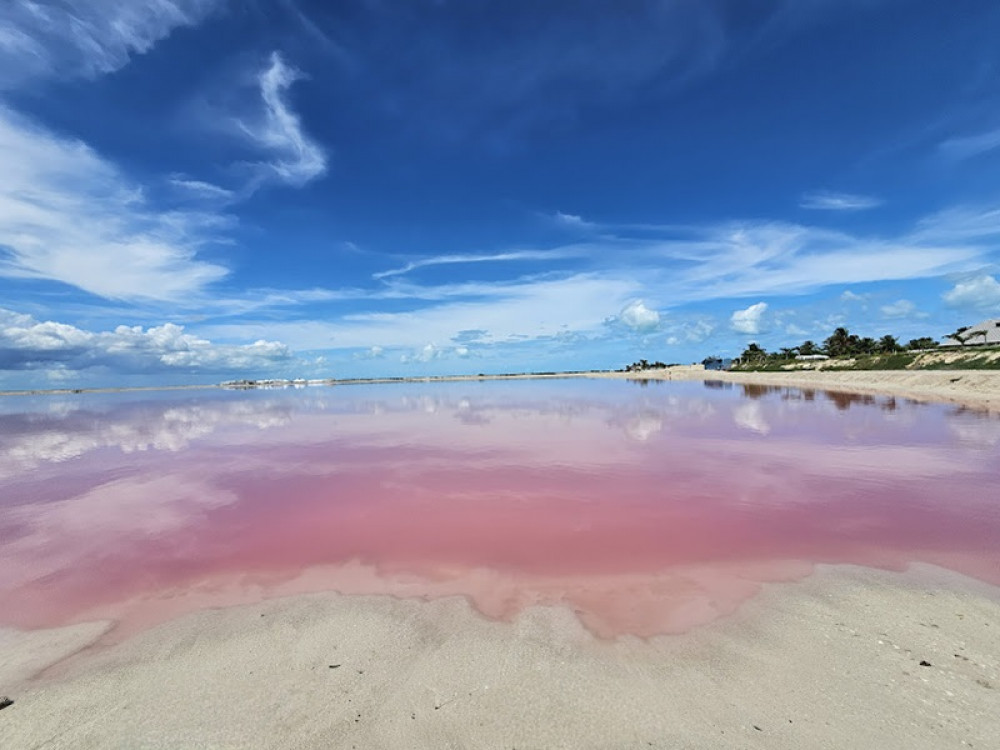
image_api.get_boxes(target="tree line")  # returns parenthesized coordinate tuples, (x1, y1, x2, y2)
(739, 327, 938, 364)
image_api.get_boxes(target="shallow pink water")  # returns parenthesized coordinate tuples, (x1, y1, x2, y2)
(2, 380, 999, 639)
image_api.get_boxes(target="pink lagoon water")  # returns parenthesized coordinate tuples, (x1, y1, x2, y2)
(1, 379, 999, 640)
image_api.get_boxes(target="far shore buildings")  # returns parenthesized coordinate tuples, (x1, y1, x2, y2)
(940, 318, 1000, 347)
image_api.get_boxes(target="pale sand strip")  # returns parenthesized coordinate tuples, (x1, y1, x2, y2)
(610, 367, 1000, 411)
(1, 565, 997, 749)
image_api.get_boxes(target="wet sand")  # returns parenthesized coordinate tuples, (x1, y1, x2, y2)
(1, 564, 997, 749)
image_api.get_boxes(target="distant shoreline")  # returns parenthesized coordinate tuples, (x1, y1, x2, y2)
(3, 366, 1000, 411)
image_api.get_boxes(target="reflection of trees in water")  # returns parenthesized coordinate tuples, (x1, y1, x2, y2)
(626, 378, 665, 388)
(740, 384, 774, 399)
(826, 391, 876, 411)
(735, 383, 900, 412)
(703, 380, 732, 390)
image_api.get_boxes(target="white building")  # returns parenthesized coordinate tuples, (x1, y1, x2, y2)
(940, 319, 1000, 347)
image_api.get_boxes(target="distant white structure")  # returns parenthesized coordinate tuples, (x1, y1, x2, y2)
(940, 319, 1000, 347)
(795, 354, 829, 361)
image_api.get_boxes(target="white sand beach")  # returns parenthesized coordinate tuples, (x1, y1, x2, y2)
(1, 564, 998, 749)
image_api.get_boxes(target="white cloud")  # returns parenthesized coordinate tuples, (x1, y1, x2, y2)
(198, 274, 639, 351)
(939, 127, 1000, 161)
(616, 300, 661, 332)
(658, 220, 983, 301)
(400, 343, 442, 364)
(373, 250, 574, 280)
(169, 176, 235, 202)
(840, 290, 866, 302)
(353, 345, 384, 360)
(235, 52, 326, 188)
(799, 191, 882, 211)
(0, 107, 230, 302)
(678, 319, 715, 343)
(0, 0, 222, 88)
(550, 211, 596, 230)
(0, 307, 290, 374)
(730, 302, 768, 334)
(942, 275, 1000, 312)
(879, 299, 917, 318)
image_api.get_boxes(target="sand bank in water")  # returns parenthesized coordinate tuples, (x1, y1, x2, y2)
(1, 564, 997, 749)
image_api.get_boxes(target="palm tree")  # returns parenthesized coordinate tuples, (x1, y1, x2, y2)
(824, 327, 852, 357)
(878, 335, 900, 353)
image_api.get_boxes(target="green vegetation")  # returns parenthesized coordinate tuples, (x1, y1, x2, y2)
(620, 359, 670, 372)
(733, 326, 1000, 371)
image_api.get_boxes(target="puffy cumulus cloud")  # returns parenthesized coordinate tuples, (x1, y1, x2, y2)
(615, 300, 661, 332)
(236, 52, 327, 189)
(943, 275, 1000, 312)
(0, 0, 222, 89)
(0, 106, 229, 302)
(730, 302, 768, 334)
(353, 345, 384, 360)
(398, 342, 474, 364)
(400, 343, 442, 364)
(0, 308, 291, 374)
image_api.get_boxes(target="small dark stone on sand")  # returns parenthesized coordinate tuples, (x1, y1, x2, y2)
(329, 664, 341, 669)
(0, 697, 13, 711)
(753, 725, 762, 731)
(919, 660, 932, 667)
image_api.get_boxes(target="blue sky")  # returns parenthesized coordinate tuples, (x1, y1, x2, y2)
(2, 0, 1000, 388)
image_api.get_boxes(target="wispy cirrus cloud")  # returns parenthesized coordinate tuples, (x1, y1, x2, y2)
(0, 107, 230, 303)
(0, 0, 223, 89)
(373, 249, 576, 280)
(879, 299, 920, 318)
(168, 176, 236, 203)
(197, 274, 639, 352)
(938, 126, 1000, 161)
(234, 52, 327, 189)
(194, 203, 997, 356)
(799, 190, 882, 211)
